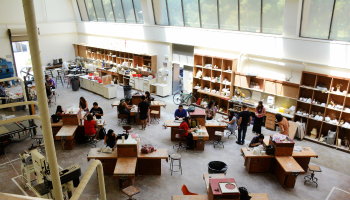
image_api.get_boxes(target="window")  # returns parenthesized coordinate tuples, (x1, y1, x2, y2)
(122, 0, 136, 23)
(133, 0, 143, 24)
(102, 0, 115, 22)
(330, 0, 350, 41)
(93, 0, 106, 21)
(300, 0, 335, 39)
(239, 0, 261, 32)
(153, 0, 169, 25)
(262, 0, 285, 34)
(85, 0, 97, 21)
(183, 0, 200, 27)
(219, 0, 238, 30)
(111, 0, 125, 23)
(200, 0, 218, 29)
(167, 0, 183, 26)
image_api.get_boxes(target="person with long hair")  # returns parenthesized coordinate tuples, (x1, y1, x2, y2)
(253, 101, 266, 135)
(55, 105, 64, 120)
(222, 110, 236, 134)
(276, 113, 290, 136)
(145, 91, 152, 126)
(104, 129, 117, 150)
(179, 117, 197, 149)
(79, 97, 88, 112)
(205, 100, 216, 120)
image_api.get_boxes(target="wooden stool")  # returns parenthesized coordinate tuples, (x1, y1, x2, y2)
(122, 186, 140, 200)
(118, 114, 129, 125)
(304, 164, 322, 188)
(150, 110, 160, 124)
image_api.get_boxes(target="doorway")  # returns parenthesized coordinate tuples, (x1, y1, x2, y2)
(12, 41, 32, 78)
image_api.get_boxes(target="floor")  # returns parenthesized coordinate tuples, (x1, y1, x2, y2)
(1, 82, 350, 200)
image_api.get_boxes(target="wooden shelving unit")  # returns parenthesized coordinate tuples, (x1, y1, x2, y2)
(73, 44, 157, 86)
(295, 71, 350, 152)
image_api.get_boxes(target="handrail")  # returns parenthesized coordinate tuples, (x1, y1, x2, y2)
(0, 115, 41, 126)
(0, 101, 38, 110)
(70, 160, 107, 200)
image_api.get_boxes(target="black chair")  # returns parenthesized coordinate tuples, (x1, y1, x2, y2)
(304, 164, 322, 188)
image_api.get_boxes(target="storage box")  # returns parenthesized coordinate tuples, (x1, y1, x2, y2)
(189, 109, 206, 126)
(269, 135, 295, 156)
(209, 178, 240, 200)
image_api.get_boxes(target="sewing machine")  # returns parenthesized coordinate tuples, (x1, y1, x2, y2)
(20, 149, 82, 199)
(0, 58, 15, 85)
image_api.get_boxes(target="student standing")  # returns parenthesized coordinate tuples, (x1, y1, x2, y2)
(253, 101, 266, 135)
(79, 97, 89, 112)
(138, 96, 150, 130)
(276, 113, 290, 136)
(237, 104, 252, 145)
(205, 100, 216, 120)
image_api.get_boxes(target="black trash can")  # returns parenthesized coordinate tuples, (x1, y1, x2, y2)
(71, 77, 80, 91)
(208, 161, 228, 174)
(123, 85, 132, 99)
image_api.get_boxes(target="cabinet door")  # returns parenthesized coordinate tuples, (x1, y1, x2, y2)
(80, 79, 84, 88)
(103, 87, 109, 98)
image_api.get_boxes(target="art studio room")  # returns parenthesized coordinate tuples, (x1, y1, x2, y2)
(1, 0, 350, 200)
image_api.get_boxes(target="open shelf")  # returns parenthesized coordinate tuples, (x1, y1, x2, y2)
(331, 77, 348, 94)
(316, 75, 332, 92)
(313, 90, 328, 105)
(212, 57, 222, 70)
(301, 72, 317, 88)
(194, 55, 203, 66)
(306, 118, 322, 138)
(320, 123, 338, 145)
(250, 77, 264, 90)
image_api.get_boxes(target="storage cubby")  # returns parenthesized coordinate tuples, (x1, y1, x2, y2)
(299, 88, 313, 99)
(343, 97, 350, 111)
(202, 68, 211, 78)
(280, 83, 299, 99)
(203, 56, 212, 66)
(221, 72, 232, 85)
(319, 123, 337, 145)
(297, 101, 311, 113)
(306, 119, 322, 139)
(316, 75, 332, 91)
(328, 94, 345, 110)
(250, 77, 264, 90)
(193, 78, 201, 88)
(218, 99, 228, 114)
(337, 128, 350, 146)
(210, 82, 220, 92)
(313, 90, 328, 106)
(212, 58, 222, 70)
(201, 79, 211, 90)
(310, 105, 325, 117)
(193, 67, 202, 79)
(194, 55, 203, 66)
(340, 112, 350, 125)
(331, 78, 348, 94)
(193, 88, 201, 100)
(301, 73, 316, 87)
(294, 115, 308, 123)
(211, 70, 221, 82)
(325, 108, 341, 122)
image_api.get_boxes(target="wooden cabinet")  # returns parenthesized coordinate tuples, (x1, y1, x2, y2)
(265, 112, 276, 130)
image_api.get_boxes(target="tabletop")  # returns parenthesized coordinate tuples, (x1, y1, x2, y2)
(137, 148, 168, 161)
(114, 157, 137, 175)
(250, 193, 270, 200)
(56, 125, 78, 137)
(171, 195, 209, 200)
(205, 120, 227, 127)
(51, 121, 63, 127)
(192, 126, 209, 140)
(87, 148, 118, 161)
(275, 156, 304, 173)
(292, 147, 318, 158)
(241, 148, 275, 159)
(165, 120, 183, 127)
(151, 101, 165, 106)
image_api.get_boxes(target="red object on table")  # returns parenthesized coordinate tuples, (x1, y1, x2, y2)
(209, 178, 240, 199)
(98, 78, 103, 83)
(132, 74, 137, 77)
(89, 73, 93, 76)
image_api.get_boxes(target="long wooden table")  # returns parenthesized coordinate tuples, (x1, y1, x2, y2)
(274, 156, 304, 188)
(87, 148, 118, 175)
(137, 148, 168, 175)
(56, 125, 78, 150)
(113, 157, 137, 189)
(241, 147, 275, 173)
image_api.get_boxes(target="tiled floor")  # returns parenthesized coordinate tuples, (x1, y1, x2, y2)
(1, 83, 350, 200)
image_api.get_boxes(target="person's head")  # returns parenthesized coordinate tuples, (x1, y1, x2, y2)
(87, 114, 93, 121)
(56, 105, 63, 112)
(179, 105, 183, 112)
(145, 91, 150, 97)
(228, 110, 234, 121)
(184, 117, 191, 126)
(258, 101, 263, 107)
(242, 104, 248, 110)
(141, 95, 146, 101)
(107, 129, 115, 140)
(93, 102, 98, 109)
(258, 134, 264, 142)
(80, 97, 86, 107)
(275, 113, 283, 122)
(0, 82, 4, 86)
(45, 75, 50, 81)
(80, 97, 86, 103)
(125, 99, 131, 103)
(208, 100, 215, 109)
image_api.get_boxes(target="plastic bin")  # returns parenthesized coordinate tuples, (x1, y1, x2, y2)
(123, 85, 132, 99)
(71, 77, 80, 91)
(208, 161, 228, 174)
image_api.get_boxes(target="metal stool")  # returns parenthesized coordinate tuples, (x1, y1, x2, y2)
(66, 74, 74, 88)
(304, 164, 322, 188)
(55, 69, 64, 86)
(169, 154, 182, 175)
(85, 134, 97, 147)
(213, 131, 224, 148)
(118, 114, 129, 125)
(122, 186, 139, 200)
(226, 130, 237, 139)
(150, 110, 160, 124)
(44, 69, 54, 78)
(173, 129, 187, 151)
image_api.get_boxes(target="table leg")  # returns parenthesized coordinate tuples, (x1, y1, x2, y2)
(293, 157, 311, 173)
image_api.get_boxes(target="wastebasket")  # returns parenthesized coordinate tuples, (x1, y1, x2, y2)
(208, 161, 228, 174)
(71, 77, 79, 91)
(123, 85, 132, 99)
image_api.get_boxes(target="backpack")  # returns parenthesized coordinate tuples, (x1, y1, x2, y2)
(51, 114, 60, 123)
(238, 187, 251, 200)
(99, 127, 106, 139)
(190, 118, 199, 128)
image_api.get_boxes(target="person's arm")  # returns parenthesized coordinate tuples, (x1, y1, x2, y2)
(248, 116, 252, 126)
(174, 110, 179, 119)
(278, 122, 285, 134)
(263, 107, 266, 116)
(238, 117, 242, 129)
(138, 106, 140, 113)
(205, 108, 211, 117)
(183, 110, 187, 119)
(112, 142, 117, 151)
(104, 135, 107, 145)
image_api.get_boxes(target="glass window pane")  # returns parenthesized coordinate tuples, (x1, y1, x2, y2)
(93, 0, 106, 21)
(167, 0, 184, 26)
(122, 0, 136, 23)
(86, 0, 97, 21)
(133, 0, 143, 24)
(183, 0, 200, 27)
(239, 0, 261, 32)
(153, 0, 168, 25)
(330, 0, 350, 41)
(112, 0, 125, 23)
(200, 0, 218, 29)
(300, 0, 334, 39)
(102, 0, 115, 22)
(219, 0, 238, 30)
(262, 0, 285, 34)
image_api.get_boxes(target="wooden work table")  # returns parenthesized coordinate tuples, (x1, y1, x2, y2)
(241, 147, 275, 173)
(112, 100, 164, 118)
(172, 195, 209, 200)
(113, 157, 137, 189)
(56, 125, 78, 150)
(87, 148, 118, 175)
(274, 156, 304, 188)
(137, 149, 168, 175)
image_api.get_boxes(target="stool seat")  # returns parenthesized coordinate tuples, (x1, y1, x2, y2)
(171, 154, 181, 160)
(215, 131, 224, 136)
(309, 164, 321, 172)
(151, 110, 159, 115)
(122, 186, 139, 198)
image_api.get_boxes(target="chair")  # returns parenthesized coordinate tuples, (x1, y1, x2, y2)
(169, 154, 182, 175)
(118, 113, 129, 126)
(55, 69, 64, 86)
(173, 129, 187, 151)
(181, 184, 198, 195)
(304, 164, 322, 188)
(214, 131, 224, 148)
(150, 110, 160, 124)
(122, 126, 134, 134)
(44, 69, 54, 78)
(122, 186, 140, 200)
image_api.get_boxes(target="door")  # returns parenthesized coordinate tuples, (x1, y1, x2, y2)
(172, 63, 180, 94)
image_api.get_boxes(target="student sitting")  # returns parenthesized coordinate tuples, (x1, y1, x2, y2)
(0, 82, 7, 105)
(119, 99, 134, 124)
(55, 105, 64, 120)
(104, 129, 117, 150)
(90, 102, 104, 119)
(45, 75, 55, 89)
(174, 105, 187, 120)
(222, 111, 236, 134)
(249, 134, 265, 147)
(179, 117, 197, 149)
(84, 114, 99, 140)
